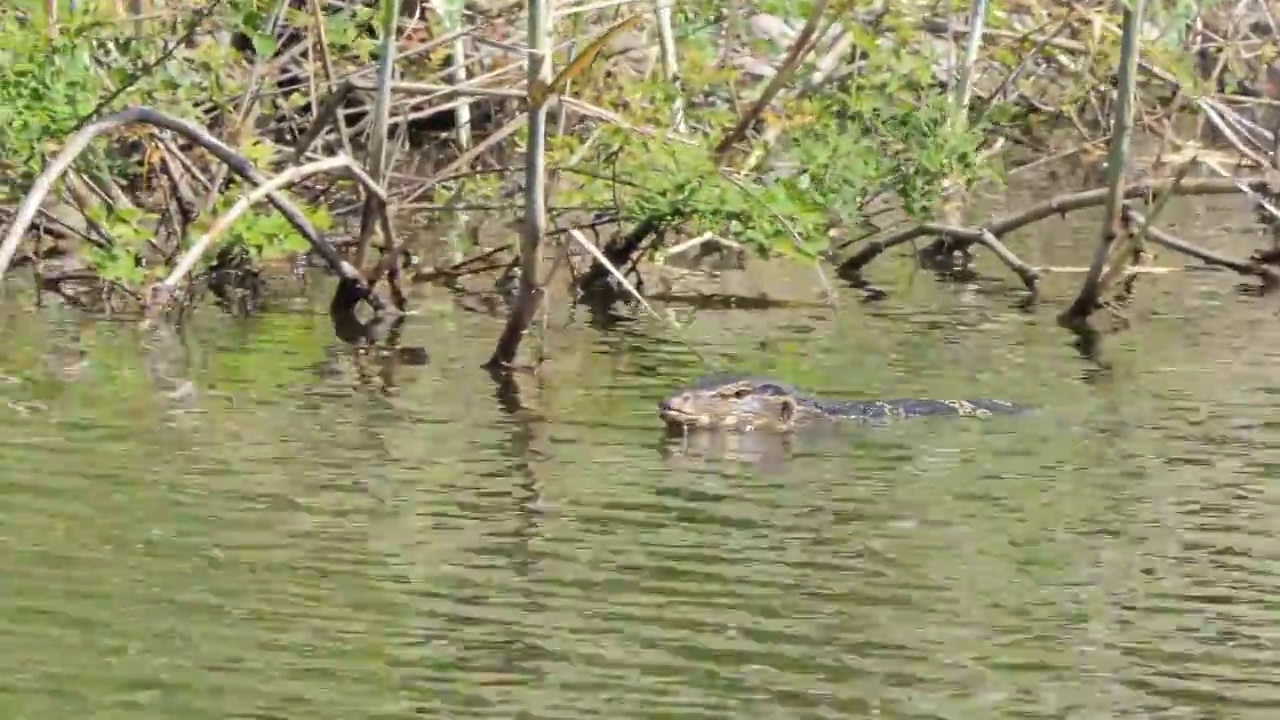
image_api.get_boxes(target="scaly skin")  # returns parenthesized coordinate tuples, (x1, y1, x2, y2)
(659, 374, 1029, 432)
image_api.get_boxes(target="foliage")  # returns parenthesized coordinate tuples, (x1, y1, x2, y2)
(555, 5, 999, 261)
(0, 0, 1264, 303)
(0, 2, 354, 287)
(0, 9, 109, 195)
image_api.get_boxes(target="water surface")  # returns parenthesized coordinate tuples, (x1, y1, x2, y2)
(1, 190, 1279, 719)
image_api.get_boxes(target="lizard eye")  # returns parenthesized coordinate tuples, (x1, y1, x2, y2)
(732, 385, 754, 398)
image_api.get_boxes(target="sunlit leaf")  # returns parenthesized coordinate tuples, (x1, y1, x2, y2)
(529, 13, 643, 109)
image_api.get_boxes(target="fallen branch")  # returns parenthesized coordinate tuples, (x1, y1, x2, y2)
(1121, 205, 1279, 283)
(975, 228, 1039, 290)
(836, 176, 1280, 279)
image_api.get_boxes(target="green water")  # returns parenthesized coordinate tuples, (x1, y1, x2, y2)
(3, 203, 1280, 718)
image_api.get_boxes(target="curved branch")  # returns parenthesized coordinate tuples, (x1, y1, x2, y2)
(161, 154, 388, 291)
(0, 106, 386, 313)
(837, 177, 1280, 276)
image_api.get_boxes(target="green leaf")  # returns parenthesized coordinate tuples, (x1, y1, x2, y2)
(250, 33, 278, 59)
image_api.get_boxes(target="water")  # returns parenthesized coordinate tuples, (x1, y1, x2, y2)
(2, 192, 1280, 719)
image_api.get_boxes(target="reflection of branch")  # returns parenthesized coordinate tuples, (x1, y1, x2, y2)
(141, 318, 198, 403)
(484, 366, 546, 581)
(332, 278, 390, 346)
(1065, 320, 1107, 370)
(488, 366, 524, 415)
(328, 278, 428, 393)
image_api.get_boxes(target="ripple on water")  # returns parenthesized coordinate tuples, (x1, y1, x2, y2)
(8, 276, 1280, 718)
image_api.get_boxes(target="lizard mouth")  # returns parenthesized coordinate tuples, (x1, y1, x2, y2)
(658, 406, 700, 427)
(658, 399, 717, 431)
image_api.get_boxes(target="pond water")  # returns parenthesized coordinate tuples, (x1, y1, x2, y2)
(2, 189, 1280, 719)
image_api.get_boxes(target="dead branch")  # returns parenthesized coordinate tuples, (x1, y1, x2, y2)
(1121, 205, 1278, 282)
(975, 228, 1040, 290)
(837, 177, 1280, 279)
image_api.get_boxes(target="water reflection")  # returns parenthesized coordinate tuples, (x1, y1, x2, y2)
(659, 426, 798, 468)
(3, 191, 1280, 716)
